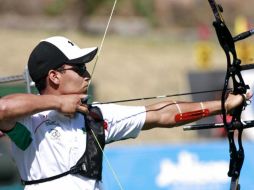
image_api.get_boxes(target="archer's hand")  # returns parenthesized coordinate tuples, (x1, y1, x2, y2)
(0, 131, 4, 137)
(58, 94, 89, 116)
(225, 92, 252, 111)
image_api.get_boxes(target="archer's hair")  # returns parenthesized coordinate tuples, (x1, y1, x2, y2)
(35, 78, 47, 93)
(35, 65, 66, 93)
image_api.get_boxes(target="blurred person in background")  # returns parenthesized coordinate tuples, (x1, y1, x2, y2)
(0, 36, 250, 190)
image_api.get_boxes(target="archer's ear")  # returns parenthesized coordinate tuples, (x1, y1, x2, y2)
(48, 70, 61, 85)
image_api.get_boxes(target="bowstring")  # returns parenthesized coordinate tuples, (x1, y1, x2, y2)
(90, 129, 124, 190)
(88, 0, 118, 88)
(86, 0, 124, 189)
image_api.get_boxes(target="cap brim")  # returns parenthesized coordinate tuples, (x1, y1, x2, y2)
(67, 47, 98, 65)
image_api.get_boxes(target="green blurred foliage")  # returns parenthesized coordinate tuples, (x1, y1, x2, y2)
(84, 0, 107, 15)
(44, 0, 112, 16)
(133, 0, 156, 25)
(45, 0, 67, 16)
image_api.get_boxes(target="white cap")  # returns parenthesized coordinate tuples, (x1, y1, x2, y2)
(43, 36, 97, 60)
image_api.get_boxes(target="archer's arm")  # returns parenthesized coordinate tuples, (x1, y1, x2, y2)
(142, 94, 246, 130)
(0, 93, 88, 131)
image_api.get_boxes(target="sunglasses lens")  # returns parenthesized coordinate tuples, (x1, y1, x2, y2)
(57, 65, 88, 77)
(74, 66, 87, 76)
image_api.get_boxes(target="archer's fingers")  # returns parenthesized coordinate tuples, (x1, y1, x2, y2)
(79, 95, 89, 105)
(77, 105, 89, 115)
(0, 131, 5, 137)
(63, 112, 76, 118)
(245, 91, 253, 100)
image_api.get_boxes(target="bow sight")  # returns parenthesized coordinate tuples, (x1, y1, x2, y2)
(184, 1, 254, 190)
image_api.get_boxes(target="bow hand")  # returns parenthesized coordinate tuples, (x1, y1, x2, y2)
(225, 92, 252, 113)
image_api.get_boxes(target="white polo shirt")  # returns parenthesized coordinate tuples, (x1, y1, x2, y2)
(9, 104, 146, 190)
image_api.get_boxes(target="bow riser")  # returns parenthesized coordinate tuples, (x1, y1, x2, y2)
(205, 1, 251, 189)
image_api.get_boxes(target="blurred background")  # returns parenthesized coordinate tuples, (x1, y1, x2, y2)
(1, 0, 254, 189)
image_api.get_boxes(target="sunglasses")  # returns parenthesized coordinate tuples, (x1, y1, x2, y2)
(57, 65, 88, 77)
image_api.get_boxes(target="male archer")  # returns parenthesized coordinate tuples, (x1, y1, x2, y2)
(0, 36, 251, 190)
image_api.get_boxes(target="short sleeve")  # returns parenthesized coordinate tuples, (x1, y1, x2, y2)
(7, 116, 33, 150)
(96, 104, 146, 143)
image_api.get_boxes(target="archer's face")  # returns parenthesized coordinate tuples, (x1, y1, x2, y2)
(57, 64, 91, 95)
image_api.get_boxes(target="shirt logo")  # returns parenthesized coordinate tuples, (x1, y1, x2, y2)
(68, 40, 74, 46)
(34, 119, 61, 134)
(49, 129, 61, 140)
